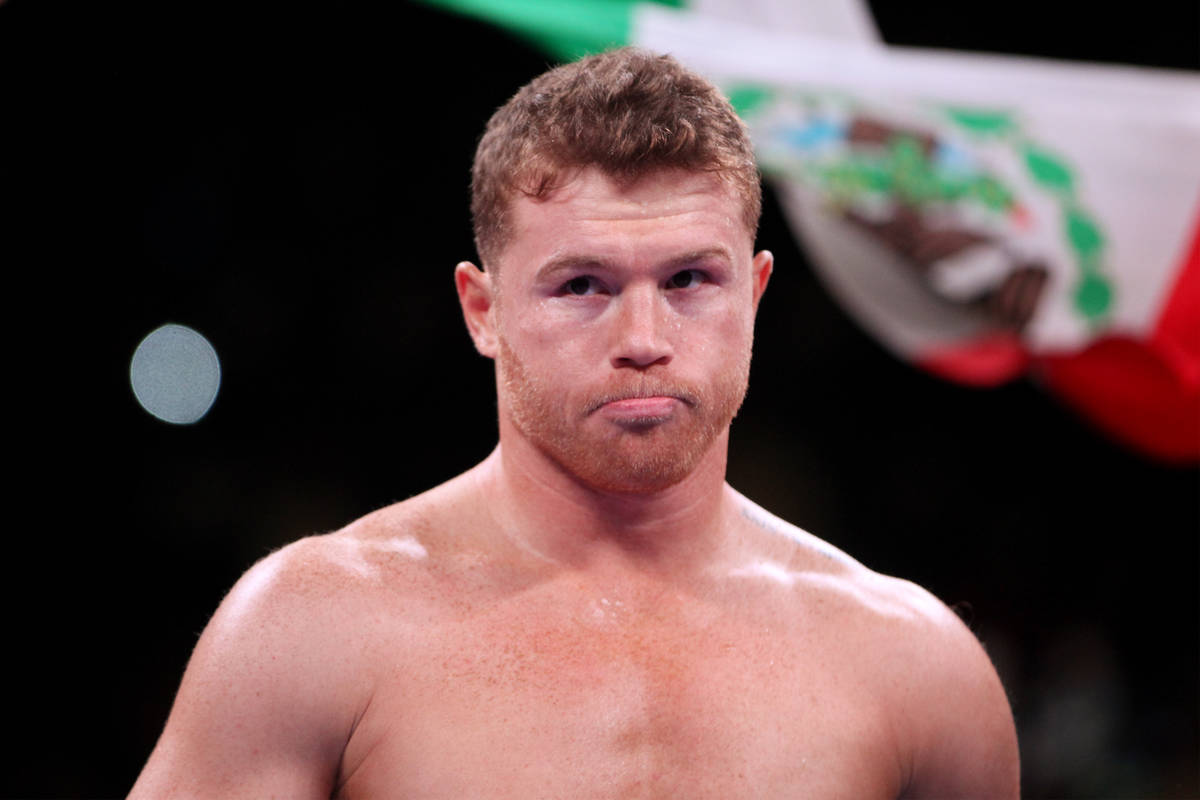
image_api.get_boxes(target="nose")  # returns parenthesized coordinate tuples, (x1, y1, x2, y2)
(610, 284, 673, 369)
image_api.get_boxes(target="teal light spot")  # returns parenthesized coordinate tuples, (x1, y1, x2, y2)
(130, 324, 222, 424)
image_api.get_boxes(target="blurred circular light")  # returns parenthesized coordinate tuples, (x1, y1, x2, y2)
(130, 324, 221, 424)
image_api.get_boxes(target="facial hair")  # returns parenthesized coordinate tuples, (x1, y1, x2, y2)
(497, 336, 751, 494)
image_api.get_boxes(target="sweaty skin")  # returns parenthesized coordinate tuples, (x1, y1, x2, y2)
(130, 169, 1019, 799)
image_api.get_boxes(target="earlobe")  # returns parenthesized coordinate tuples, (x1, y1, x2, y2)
(751, 250, 773, 310)
(455, 261, 498, 358)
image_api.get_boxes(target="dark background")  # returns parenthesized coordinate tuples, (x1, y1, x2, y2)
(3, 0, 1197, 797)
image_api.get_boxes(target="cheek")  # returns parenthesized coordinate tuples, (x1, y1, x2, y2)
(688, 302, 755, 355)
(500, 299, 569, 349)
(499, 315, 592, 391)
(511, 302, 612, 363)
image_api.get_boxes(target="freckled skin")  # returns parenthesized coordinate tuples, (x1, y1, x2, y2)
(130, 169, 1019, 799)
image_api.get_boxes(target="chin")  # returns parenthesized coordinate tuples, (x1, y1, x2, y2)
(496, 336, 746, 495)
(572, 452, 696, 495)
(542, 421, 721, 495)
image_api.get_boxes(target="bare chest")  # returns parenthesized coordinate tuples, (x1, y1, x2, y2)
(335, 590, 904, 799)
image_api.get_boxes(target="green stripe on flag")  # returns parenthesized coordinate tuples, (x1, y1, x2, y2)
(418, 0, 683, 61)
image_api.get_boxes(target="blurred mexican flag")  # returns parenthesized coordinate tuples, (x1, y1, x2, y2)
(423, 0, 1200, 463)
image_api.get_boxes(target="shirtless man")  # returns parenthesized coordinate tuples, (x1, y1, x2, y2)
(130, 48, 1019, 799)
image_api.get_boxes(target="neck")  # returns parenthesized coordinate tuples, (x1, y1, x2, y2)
(474, 420, 739, 581)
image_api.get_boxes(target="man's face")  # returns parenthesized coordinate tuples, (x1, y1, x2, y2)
(474, 167, 771, 494)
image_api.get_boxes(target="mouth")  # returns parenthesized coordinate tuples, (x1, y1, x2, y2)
(589, 389, 696, 428)
(601, 396, 679, 415)
(587, 388, 697, 416)
(597, 398, 680, 429)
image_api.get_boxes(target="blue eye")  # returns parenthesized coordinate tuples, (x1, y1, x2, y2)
(667, 270, 703, 289)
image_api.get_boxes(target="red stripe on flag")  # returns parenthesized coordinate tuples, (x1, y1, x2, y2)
(1152, 199, 1200, 392)
(1036, 201, 1200, 463)
(915, 332, 1029, 387)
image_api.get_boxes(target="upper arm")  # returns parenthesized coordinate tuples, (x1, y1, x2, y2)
(894, 585, 1020, 799)
(130, 537, 368, 799)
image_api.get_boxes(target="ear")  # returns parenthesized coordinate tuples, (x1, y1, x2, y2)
(750, 249, 773, 312)
(455, 261, 498, 358)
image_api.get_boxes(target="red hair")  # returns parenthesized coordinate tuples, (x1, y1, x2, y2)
(470, 47, 761, 267)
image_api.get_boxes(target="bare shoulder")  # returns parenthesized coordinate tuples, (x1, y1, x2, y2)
(831, 568, 1020, 799)
(203, 494, 443, 637)
(187, 468, 490, 690)
(733, 491, 1019, 798)
(733, 490, 993, 651)
(233, 462, 506, 626)
(129, 480, 473, 799)
(860, 572, 1020, 799)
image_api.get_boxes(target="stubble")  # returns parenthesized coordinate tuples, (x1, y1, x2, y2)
(497, 336, 751, 494)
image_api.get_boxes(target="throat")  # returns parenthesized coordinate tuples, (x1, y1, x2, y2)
(474, 443, 737, 579)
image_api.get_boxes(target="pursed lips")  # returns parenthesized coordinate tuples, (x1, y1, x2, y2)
(587, 389, 698, 415)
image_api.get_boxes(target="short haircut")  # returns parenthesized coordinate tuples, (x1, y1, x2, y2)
(470, 47, 762, 267)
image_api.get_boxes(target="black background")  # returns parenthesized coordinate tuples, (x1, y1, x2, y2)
(3, 0, 1198, 797)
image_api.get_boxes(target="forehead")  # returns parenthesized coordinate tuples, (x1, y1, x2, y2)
(497, 168, 752, 272)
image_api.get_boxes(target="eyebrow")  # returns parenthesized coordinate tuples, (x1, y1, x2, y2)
(533, 247, 734, 284)
(533, 254, 608, 285)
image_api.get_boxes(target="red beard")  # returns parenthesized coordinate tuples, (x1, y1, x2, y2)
(497, 337, 749, 494)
